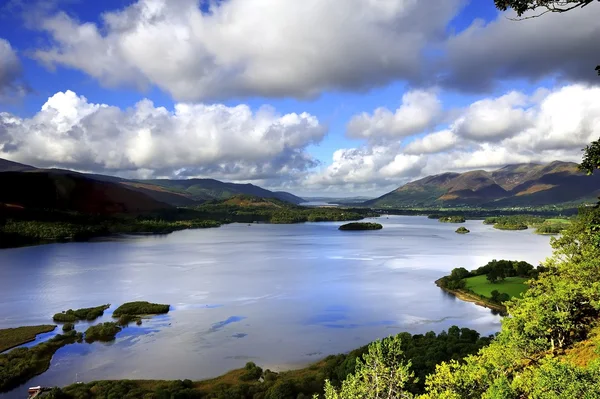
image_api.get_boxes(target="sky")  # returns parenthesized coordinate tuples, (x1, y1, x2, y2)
(0, 0, 599, 197)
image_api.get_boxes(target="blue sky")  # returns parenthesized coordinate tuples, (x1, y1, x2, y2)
(0, 0, 598, 196)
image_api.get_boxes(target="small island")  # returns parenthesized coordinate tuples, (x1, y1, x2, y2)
(84, 322, 122, 343)
(455, 227, 470, 234)
(53, 304, 110, 322)
(113, 301, 171, 317)
(438, 216, 466, 223)
(338, 222, 383, 231)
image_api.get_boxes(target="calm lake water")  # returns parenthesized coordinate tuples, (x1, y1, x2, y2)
(0, 216, 553, 397)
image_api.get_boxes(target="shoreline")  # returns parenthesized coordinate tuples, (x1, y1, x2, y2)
(435, 278, 507, 314)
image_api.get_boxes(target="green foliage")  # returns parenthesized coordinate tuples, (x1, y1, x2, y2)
(438, 260, 534, 308)
(338, 222, 383, 231)
(455, 227, 470, 234)
(62, 323, 74, 332)
(53, 304, 110, 322)
(536, 222, 567, 235)
(193, 200, 377, 225)
(439, 216, 466, 223)
(486, 215, 548, 231)
(45, 327, 488, 398)
(84, 322, 121, 343)
(0, 325, 56, 353)
(423, 205, 600, 397)
(113, 301, 170, 317)
(117, 314, 139, 326)
(580, 138, 600, 176)
(0, 216, 221, 249)
(0, 331, 81, 392)
(483, 217, 499, 225)
(323, 335, 416, 399)
(239, 362, 263, 381)
(54, 380, 202, 399)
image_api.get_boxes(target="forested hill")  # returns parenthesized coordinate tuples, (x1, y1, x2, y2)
(365, 161, 600, 208)
(0, 158, 305, 213)
(137, 178, 305, 204)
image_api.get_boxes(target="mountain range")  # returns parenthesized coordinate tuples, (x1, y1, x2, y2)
(0, 158, 304, 214)
(365, 161, 600, 208)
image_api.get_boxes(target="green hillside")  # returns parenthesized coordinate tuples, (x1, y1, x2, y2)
(141, 178, 305, 204)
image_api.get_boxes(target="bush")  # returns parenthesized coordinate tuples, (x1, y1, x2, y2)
(239, 362, 263, 381)
(62, 323, 74, 332)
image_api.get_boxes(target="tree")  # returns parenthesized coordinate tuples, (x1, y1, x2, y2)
(322, 335, 416, 399)
(487, 269, 499, 283)
(450, 267, 470, 280)
(494, 0, 598, 17)
(580, 138, 600, 175)
(494, 1, 599, 74)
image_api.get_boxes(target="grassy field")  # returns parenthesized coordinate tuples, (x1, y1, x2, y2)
(0, 325, 56, 353)
(465, 275, 528, 299)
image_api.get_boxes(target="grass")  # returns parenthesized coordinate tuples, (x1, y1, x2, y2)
(0, 325, 56, 353)
(464, 275, 529, 299)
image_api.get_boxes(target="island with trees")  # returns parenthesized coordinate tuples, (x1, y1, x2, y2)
(455, 227, 470, 234)
(338, 222, 383, 231)
(436, 259, 539, 312)
(52, 304, 110, 322)
(112, 301, 170, 317)
(438, 215, 466, 223)
(84, 323, 122, 343)
(483, 215, 572, 234)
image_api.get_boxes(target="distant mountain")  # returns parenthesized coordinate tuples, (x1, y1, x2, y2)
(303, 196, 374, 204)
(365, 161, 600, 208)
(0, 159, 35, 172)
(140, 179, 305, 204)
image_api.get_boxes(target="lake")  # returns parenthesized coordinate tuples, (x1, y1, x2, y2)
(0, 216, 553, 397)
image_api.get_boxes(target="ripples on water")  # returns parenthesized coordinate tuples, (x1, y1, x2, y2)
(0, 216, 553, 398)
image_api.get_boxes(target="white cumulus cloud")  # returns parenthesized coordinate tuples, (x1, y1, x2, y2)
(404, 130, 458, 154)
(32, 0, 460, 101)
(346, 90, 442, 140)
(0, 90, 326, 182)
